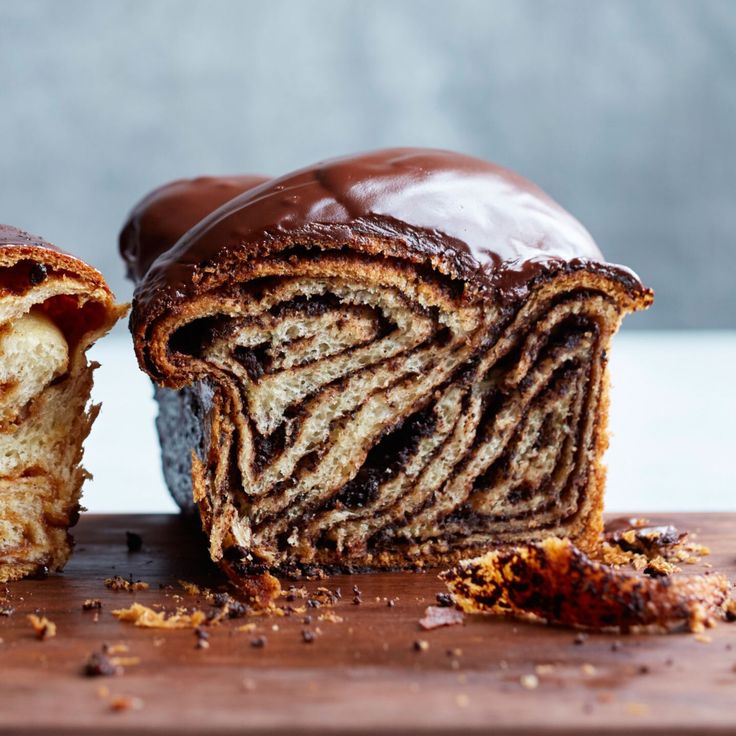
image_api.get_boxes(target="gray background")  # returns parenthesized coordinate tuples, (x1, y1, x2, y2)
(1, 0, 734, 328)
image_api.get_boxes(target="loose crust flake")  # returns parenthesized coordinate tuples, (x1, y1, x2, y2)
(441, 537, 732, 633)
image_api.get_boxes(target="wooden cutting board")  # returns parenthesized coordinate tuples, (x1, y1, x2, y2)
(0, 513, 734, 735)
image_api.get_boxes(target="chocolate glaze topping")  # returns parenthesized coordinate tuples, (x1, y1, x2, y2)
(120, 175, 267, 281)
(123, 149, 647, 310)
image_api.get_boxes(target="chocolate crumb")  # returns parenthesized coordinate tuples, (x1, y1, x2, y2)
(226, 600, 249, 619)
(82, 599, 103, 611)
(302, 630, 316, 643)
(84, 651, 122, 677)
(414, 639, 429, 652)
(194, 627, 210, 649)
(574, 633, 588, 646)
(436, 592, 454, 608)
(250, 636, 267, 649)
(303, 615, 313, 625)
(212, 592, 230, 608)
(610, 640, 622, 652)
(637, 664, 650, 675)
(353, 594, 362, 606)
(28, 262, 48, 286)
(387, 599, 396, 608)
(125, 531, 143, 553)
(0, 606, 14, 617)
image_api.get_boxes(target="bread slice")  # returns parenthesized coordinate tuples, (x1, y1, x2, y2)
(120, 149, 652, 582)
(0, 225, 124, 582)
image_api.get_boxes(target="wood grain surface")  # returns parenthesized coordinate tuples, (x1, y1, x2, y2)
(0, 513, 735, 735)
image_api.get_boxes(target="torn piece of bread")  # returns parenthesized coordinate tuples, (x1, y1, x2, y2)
(441, 537, 732, 633)
(0, 225, 125, 582)
(120, 149, 652, 582)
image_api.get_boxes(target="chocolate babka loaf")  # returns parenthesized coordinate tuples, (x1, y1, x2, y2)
(0, 226, 124, 582)
(121, 149, 651, 579)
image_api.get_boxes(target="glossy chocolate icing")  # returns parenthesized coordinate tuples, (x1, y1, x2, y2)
(124, 149, 647, 309)
(120, 175, 268, 281)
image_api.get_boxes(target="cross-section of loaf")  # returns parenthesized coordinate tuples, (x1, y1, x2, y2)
(0, 226, 124, 582)
(120, 149, 652, 580)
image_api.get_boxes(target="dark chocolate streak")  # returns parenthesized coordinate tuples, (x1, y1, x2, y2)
(120, 149, 648, 312)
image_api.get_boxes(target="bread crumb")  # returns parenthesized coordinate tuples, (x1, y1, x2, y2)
(581, 663, 597, 676)
(318, 611, 344, 624)
(106, 643, 129, 655)
(109, 694, 144, 712)
(112, 602, 207, 629)
(27, 614, 56, 640)
(105, 576, 149, 592)
(455, 693, 470, 708)
(535, 664, 556, 675)
(520, 673, 539, 690)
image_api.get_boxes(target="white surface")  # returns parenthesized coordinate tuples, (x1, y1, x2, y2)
(83, 331, 736, 514)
